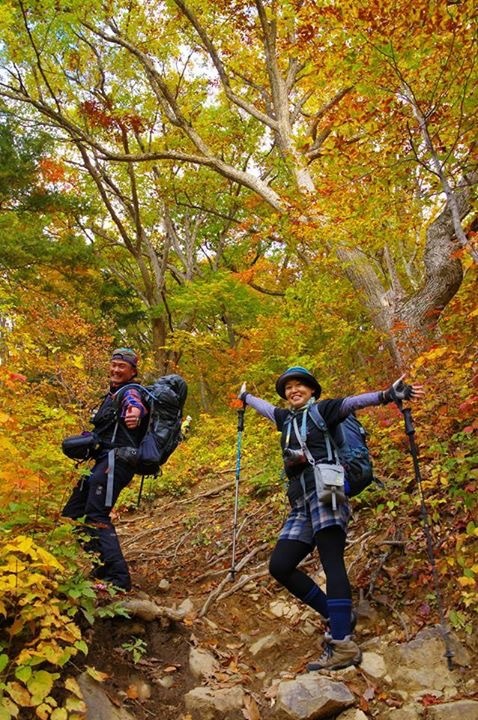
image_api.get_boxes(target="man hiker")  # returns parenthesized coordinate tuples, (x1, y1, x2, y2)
(62, 347, 148, 591)
(239, 367, 424, 670)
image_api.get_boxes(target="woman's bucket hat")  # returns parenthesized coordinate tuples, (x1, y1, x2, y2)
(275, 366, 322, 399)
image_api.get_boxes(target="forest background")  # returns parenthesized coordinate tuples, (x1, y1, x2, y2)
(0, 1, 477, 718)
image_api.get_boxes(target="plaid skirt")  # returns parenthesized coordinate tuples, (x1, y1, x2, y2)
(278, 485, 351, 546)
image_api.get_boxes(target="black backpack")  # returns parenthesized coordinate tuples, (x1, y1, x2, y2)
(308, 405, 382, 497)
(114, 374, 188, 476)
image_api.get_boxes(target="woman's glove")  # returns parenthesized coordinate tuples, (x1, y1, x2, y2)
(381, 374, 424, 404)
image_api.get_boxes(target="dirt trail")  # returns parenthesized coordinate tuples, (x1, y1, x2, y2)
(84, 476, 469, 719)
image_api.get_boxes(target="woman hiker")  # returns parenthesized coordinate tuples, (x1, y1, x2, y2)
(239, 367, 424, 671)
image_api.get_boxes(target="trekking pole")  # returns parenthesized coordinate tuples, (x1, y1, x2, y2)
(230, 398, 246, 581)
(396, 399, 454, 669)
(137, 475, 145, 508)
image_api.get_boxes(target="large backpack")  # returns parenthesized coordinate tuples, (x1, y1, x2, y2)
(114, 374, 188, 476)
(308, 404, 381, 497)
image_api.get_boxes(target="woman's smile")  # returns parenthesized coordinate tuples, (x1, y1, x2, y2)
(284, 380, 315, 408)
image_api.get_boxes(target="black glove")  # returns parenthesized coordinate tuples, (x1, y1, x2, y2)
(382, 377, 413, 404)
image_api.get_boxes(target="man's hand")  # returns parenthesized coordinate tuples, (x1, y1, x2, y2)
(382, 374, 425, 404)
(124, 405, 141, 428)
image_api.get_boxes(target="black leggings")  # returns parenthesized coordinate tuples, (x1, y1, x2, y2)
(269, 525, 351, 600)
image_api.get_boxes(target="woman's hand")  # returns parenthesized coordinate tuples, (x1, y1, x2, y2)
(382, 374, 425, 404)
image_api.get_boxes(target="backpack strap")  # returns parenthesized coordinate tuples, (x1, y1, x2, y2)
(106, 421, 119, 508)
(288, 406, 337, 464)
(291, 416, 315, 465)
(307, 404, 340, 463)
(105, 419, 143, 508)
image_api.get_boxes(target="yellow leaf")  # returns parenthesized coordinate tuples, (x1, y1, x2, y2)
(457, 576, 476, 587)
(85, 666, 109, 682)
(35, 642, 64, 665)
(13, 536, 34, 555)
(50, 709, 68, 720)
(0, 695, 19, 719)
(35, 547, 64, 571)
(35, 703, 51, 720)
(64, 677, 83, 699)
(1, 559, 27, 574)
(64, 697, 86, 712)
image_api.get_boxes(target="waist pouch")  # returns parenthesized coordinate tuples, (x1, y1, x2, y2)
(313, 463, 346, 510)
(287, 463, 347, 508)
(62, 432, 101, 461)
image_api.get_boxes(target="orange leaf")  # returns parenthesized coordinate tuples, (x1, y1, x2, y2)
(126, 684, 139, 699)
(229, 396, 245, 409)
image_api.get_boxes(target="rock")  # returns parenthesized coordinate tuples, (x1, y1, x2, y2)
(360, 637, 387, 653)
(425, 699, 478, 720)
(382, 706, 423, 720)
(243, 581, 258, 591)
(155, 676, 175, 689)
(270, 600, 289, 618)
(268, 600, 302, 621)
(384, 628, 461, 693)
(274, 674, 354, 719)
(335, 665, 359, 681)
(189, 647, 220, 678)
(177, 598, 194, 614)
(336, 710, 369, 720)
(360, 651, 387, 679)
(285, 603, 301, 620)
(301, 620, 317, 637)
(356, 598, 378, 622)
(184, 685, 245, 720)
(447, 634, 472, 667)
(158, 578, 170, 591)
(249, 633, 283, 657)
(77, 672, 136, 720)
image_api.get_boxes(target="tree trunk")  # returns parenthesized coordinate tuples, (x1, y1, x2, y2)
(151, 316, 168, 373)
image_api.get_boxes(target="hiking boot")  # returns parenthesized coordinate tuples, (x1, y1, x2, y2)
(325, 609, 357, 636)
(307, 636, 362, 671)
